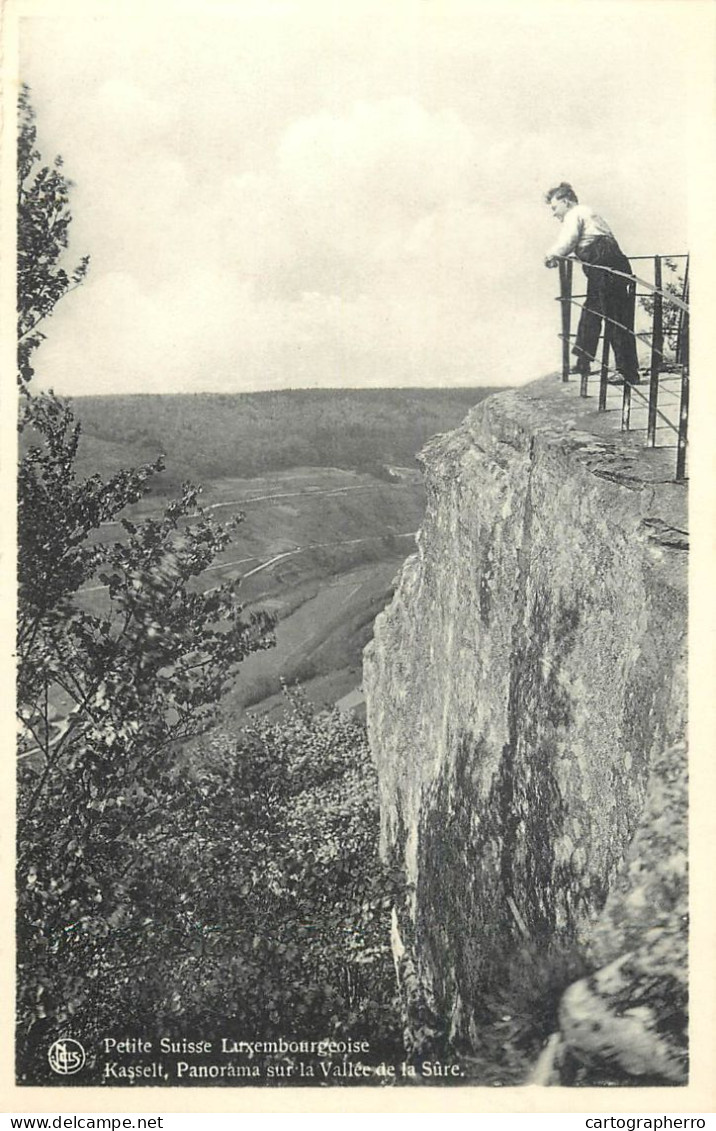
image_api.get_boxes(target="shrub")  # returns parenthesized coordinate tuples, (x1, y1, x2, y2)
(146, 689, 403, 1059)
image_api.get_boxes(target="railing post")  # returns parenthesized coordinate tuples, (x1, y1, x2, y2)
(647, 255, 663, 446)
(680, 309, 689, 371)
(675, 263, 689, 480)
(675, 259, 689, 367)
(559, 258, 572, 383)
(598, 322, 610, 411)
(675, 367, 689, 481)
(621, 381, 631, 431)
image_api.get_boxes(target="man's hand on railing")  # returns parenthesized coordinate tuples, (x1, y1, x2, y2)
(544, 255, 559, 268)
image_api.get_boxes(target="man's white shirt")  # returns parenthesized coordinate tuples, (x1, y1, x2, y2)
(548, 204, 614, 259)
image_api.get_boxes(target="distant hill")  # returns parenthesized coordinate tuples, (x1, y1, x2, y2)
(68, 387, 500, 488)
(57, 386, 503, 721)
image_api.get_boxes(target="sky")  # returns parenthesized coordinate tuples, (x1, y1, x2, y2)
(16, 0, 707, 395)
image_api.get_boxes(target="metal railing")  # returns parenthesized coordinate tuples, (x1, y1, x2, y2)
(556, 253, 689, 481)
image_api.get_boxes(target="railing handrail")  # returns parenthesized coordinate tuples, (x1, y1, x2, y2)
(554, 251, 689, 482)
(555, 296, 672, 362)
(553, 252, 690, 314)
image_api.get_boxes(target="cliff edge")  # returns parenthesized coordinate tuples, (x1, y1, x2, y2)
(363, 375, 688, 1086)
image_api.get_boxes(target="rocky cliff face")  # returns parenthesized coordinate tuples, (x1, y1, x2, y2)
(363, 376, 688, 1085)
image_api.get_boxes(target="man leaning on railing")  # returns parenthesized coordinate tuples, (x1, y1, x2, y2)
(544, 182, 640, 386)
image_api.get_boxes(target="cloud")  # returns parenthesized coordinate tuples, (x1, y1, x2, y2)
(23, 6, 694, 396)
(39, 96, 507, 391)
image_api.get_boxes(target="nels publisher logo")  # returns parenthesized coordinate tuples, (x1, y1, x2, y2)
(48, 1038, 86, 1076)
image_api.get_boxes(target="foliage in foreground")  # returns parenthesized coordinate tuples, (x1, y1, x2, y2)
(17, 387, 275, 1079)
(16, 86, 402, 1085)
(18, 693, 402, 1083)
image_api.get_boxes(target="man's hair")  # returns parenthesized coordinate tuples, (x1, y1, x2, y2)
(544, 182, 578, 205)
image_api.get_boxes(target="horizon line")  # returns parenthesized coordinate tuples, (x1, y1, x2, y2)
(59, 382, 506, 400)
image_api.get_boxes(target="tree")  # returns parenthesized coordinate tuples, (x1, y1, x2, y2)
(16, 88, 404, 1090)
(17, 84, 89, 389)
(637, 257, 688, 363)
(16, 87, 275, 1079)
(83, 688, 404, 1070)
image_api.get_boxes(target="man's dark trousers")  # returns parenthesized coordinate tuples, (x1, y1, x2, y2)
(573, 235, 640, 383)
